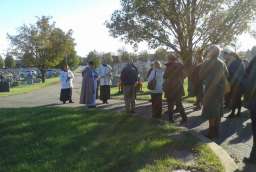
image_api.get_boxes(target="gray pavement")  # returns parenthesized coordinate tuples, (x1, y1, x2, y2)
(0, 67, 86, 108)
(0, 67, 255, 171)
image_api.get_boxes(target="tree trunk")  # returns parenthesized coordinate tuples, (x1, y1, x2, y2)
(180, 50, 193, 97)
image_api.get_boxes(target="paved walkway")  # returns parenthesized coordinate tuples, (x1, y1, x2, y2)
(0, 67, 255, 171)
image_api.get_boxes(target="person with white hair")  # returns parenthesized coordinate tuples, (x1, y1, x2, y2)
(199, 45, 229, 139)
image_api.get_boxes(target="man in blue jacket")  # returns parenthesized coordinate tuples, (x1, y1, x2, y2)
(120, 60, 138, 113)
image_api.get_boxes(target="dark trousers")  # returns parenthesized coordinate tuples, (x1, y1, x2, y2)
(194, 85, 203, 108)
(60, 88, 72, 103)
(229, 85, 242, 116)
(249, 109, 256, 159)
(208, 117, 221, 139)
(100, 85, 110, 103)
(151, 93, 162, 118)
(123, 85, 136, 112)
(195, 93, 203, 107)
(168, 98, 186, 122)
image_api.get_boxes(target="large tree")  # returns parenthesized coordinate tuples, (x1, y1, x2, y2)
(0, 55, 4, 68)
(106, 0, 256, 67)
(86, 50, 101, 67)
(57, 50, 80, 70)
(8, 16, 76, 82)
(4, 55, 16, 68)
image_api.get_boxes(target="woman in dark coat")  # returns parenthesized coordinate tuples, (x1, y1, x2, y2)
(200, 45, 229, 139)
(222, 50, 245, 118)
(164, 54, 187, 123)
(243, 56, 256, 163)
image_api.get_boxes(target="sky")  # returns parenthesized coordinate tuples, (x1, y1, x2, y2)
(0, 0, 256, 58)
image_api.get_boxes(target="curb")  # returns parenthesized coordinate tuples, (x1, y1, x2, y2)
(155, 120, 238, 172)
(189, 129, 238, 172)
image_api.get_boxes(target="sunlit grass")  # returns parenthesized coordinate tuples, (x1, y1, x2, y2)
(0, 77, 59, 97)
(0, 107, 223, 172)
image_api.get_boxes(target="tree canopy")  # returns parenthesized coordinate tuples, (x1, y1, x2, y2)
(118, 49, 131, 62)
(86, 51, 101, 67)
(138, 51, 150, 61)
(8, 16, 77, 82)
(0, 55, 4, 68)
(102, 52, 114, 65)
(154, 48, 169, 61)
(106, 0, 256, 66)
(4, 55, 16, 68)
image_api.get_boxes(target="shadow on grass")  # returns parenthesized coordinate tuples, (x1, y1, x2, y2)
(0, 106, 223, 172)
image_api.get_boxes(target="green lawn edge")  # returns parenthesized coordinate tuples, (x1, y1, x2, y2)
(0, 77, 59, 97)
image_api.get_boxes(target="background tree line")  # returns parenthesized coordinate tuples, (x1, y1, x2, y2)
(0, 54, 16, 69)
(7, 16, 81, 82)
(83, 47, 170, 66)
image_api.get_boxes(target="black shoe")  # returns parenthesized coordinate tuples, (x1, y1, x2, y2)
(63, 101, 66, 104)
(193, 106, 201, 111)
(69, 100, 74, 103)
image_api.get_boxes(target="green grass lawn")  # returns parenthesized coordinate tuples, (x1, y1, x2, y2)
(0, 107, 223, 172)
(0, 77, 59, 97)
(111, 79, 196, 103)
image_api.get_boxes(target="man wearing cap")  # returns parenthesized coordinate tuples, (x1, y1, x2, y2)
(200, 45, 229, 139)
(222, 47, 245, 117)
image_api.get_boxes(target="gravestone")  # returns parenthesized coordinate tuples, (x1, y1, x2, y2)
(0, 81, 10, 92)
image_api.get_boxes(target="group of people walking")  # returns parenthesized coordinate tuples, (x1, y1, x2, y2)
(147, 45, 256, 163)
(59, 44, 256, 164)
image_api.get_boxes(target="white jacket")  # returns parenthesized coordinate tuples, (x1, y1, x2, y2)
(98, 64, 112, 86)
(147, 68, 164, 93)
(60, 70, 74, 89)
